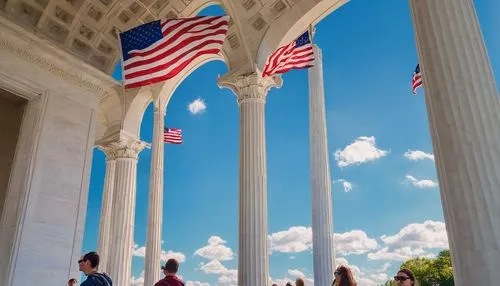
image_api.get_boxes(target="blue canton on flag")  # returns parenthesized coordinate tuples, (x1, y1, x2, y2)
(262, 31, 315, 77)
(120, 21, 164, 61)
(295, 31, 311, 48)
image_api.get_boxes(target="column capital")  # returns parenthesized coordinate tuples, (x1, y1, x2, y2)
(98, 139, 148, 160)
(97, 145, 118, 161)
(218, 72, 282, 104)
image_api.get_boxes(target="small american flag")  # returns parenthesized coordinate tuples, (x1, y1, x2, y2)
(262, 31, 314, 77)
(164, 128, 182, 144)
(119, 16, 229, 89)
(412, 64, 423, 94)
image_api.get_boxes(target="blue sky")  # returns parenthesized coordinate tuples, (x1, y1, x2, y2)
(83, 1, 500, 285)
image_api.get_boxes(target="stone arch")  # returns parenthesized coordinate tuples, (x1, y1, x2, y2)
(178, 0, 225, 17)
(256, 0, 348, 68)
(121, 49, 226, 139)
(116, 1, 229, 139)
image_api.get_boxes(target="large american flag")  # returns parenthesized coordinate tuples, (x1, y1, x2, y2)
(262, 31, 314, 77)
(412, 64, 423, 94)
(164, 128, 182, 144)
(119, 16, 229, 89)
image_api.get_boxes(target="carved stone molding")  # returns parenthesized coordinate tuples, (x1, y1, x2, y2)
(98, 139, 147, 160)
(218, 72, 283, 104)
(0, 32, 106, 97)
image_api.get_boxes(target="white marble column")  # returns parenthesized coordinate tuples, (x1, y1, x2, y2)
(409, 0, 500, 284)
(96, 145, 117, 273)
(219, 73, 281, 286)
(107, 139, 146, 286)
(144, 105, 165, 286)
(308, 45, 335, 286)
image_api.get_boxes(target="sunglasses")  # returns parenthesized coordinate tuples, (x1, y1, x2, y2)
(334, 271, 341, 276)
(394, 276, 411, 282)
(78, 259, 84, 264)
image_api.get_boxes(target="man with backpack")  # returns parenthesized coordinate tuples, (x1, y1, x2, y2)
(78, 252, 112, 286)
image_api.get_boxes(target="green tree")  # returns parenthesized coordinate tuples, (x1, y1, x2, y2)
(381, 250, 454, 286)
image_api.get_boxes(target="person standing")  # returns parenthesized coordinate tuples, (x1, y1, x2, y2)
(332, 265, 357, 286)
(78, 252, 112, 286)
(154, 258, 185, 286)
(394, 269, 417, 286)
(68, 278, 77, 286)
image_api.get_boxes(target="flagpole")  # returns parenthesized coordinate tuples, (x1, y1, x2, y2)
(115, 27, 128, 129)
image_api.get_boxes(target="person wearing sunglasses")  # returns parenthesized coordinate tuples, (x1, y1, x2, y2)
(394, 269, 417, 286)
(332, 265, 357, 286)
(78, 252, 112, 286)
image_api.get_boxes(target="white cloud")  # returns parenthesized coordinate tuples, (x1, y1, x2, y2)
(131, 271, 144, 286)
(208, 236, 226, 245)
(334, 230, 378, 255)
(334, 136, 388, 167)
(405, 175, 438, 188)
(334, 179, 353, 192)
(218, 269, 237, 286)
(194, 236, 234, 261)
(269, 226, 312, 253)
(188, 98, 207, 114)
(368, 246, 431, 261)
(371, 273, 389, 281)
(186, 281, 210, 286)
(269, 227, 378, 256)
(133, 244, 186, 263)
(200, 260, 228, 274)
(288, 269, 306, 278)
(368, 220, 449, 261)
(272, 270, 314, 286)
(161, 250, 186, 263)
(132, 244, 146, 257)
(404, 150, 435, 161)
(199, 260, 237, 286)
(289, 256, 296, 259)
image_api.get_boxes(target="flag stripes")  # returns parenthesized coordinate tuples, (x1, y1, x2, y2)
(262, 31, 314, 77)
(164, 128, 182, 144)
(120, 16, 229, 89)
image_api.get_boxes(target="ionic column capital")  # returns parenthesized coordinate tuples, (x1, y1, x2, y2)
(218, 72, 282, 104)
(98, 139, 147, 160)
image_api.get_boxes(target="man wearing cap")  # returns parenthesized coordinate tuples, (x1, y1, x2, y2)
(154, 258, 185, 286)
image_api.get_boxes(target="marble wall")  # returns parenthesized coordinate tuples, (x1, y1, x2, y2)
(0, 19, 102, 286)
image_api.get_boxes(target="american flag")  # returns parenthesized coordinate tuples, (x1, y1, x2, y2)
(261, 31, 314, 77)
(164, 128, 182, 144)
(119, 16, 229, 89)
(412, 64, 423, 94)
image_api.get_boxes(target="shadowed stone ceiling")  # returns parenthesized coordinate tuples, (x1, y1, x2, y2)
(0, 0, 342, 76)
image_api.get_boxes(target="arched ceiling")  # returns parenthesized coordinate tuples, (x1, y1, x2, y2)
(0, 0, 347, 76)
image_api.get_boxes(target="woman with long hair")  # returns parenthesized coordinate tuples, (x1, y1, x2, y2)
(394, 268, 418, 286)
(332, 265, 357, 286)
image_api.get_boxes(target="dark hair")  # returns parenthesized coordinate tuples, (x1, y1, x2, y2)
(163, 258, 179, 273)
(296, 278, 305, 286)
(398, 269, 416, 281)
(83, 252, 100, 268)
(68, 278, 77, 283)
